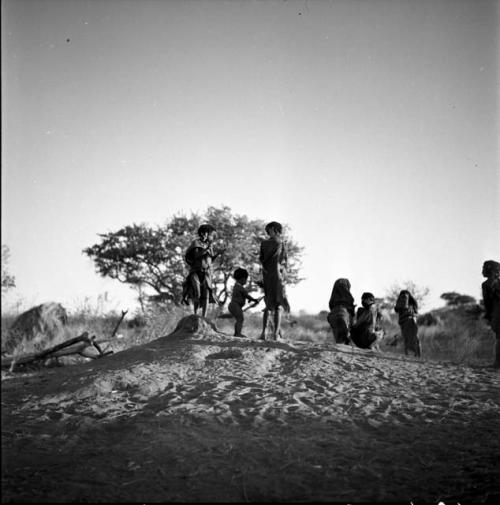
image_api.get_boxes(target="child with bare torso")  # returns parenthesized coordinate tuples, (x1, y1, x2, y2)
(228, 268, 262, 338)
(182, 224, 224, 317)
(259, 221, 290, 341)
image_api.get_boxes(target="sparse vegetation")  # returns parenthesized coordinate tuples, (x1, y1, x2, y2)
(1, 293, 495, 370)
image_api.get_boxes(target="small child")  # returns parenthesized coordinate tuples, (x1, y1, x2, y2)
(351, 292, 383, 350)
(228, 268, 261, 338)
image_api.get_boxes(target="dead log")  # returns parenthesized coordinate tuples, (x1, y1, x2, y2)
(1, 332, 113, 371)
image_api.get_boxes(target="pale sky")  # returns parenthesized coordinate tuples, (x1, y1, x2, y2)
(2, 0, 499, 316)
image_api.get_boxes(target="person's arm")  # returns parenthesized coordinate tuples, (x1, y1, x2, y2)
(245, 288, 261, 303)
(211, 242, 226, 260)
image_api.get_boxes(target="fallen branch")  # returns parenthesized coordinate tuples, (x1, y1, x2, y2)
(1, 332, 113, 371)
(110, 310, 128, 339)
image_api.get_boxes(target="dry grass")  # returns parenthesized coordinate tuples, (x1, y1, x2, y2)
(418, 312, 494, 365)
(2, 302, 496, 369)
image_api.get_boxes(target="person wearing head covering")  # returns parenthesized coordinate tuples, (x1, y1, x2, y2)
(182, 224, 224, 317)
(394, 290, 421, 357)
(327, 278, 355, 345)
(351, 292, 383, 350)
(258, 221, 290, 341)
(481, 259, 500, 367)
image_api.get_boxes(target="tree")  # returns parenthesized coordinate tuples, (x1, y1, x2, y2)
(383, 280, 430, 311)
(83, 206, 304, 306)
(440, 292, 476, 307)
(1, 244, 16, 293)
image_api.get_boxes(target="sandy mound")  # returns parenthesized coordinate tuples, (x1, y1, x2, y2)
(2, 316, 500, 502)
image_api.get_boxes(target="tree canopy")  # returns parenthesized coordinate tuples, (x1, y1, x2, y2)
(83, 206, 304, 307)
(440, 291, 477, 307)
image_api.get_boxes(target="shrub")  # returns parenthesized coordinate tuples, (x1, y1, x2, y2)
(418, 310, 493, 365)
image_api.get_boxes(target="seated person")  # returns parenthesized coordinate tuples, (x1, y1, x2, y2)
(351, 292, 382, 350)
(327, 278, 355, 345)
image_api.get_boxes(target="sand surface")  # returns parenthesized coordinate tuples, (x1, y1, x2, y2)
(2, 315, 499, 502)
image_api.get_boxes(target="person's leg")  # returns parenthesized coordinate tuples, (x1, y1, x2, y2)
(402, 319, 420, 357)
(235, 312, 244, 336)
(334, 309, 350, 344)
(327, 312, 336, 340)
(259, 308, 269, 340)
(338, 320, 349, 344)
(199, 274, 209, 317)
(273, 307, 282, 340)
(228, 302, 244, 336)
(328, 309, 350, 344)
(366, 331, 378, 350)
(400, 322, 409, 355)
(201, 296, 209, 318)
(350, 326, 366, 348)
(408, 319, 420, 357)
(191, 272, 202, 315)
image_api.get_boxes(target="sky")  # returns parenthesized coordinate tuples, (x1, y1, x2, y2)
(2, 0, 499, 316)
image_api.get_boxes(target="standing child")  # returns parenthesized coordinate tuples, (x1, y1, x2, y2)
(351, 292, 383, 350)
(228, 268, 262, 338)
(481, 259, 500, 368)
(327, 278, 355, 345)
(182, 224, 223, 317)
(259, 221, 290, 341)
(394, 289, 421, 357)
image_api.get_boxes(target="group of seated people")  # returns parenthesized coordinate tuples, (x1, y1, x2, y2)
(326, 278, 421, 357)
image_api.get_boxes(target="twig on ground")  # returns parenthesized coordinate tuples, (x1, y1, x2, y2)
(110, 310, 128, 339)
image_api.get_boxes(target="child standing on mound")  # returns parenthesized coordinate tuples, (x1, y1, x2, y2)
(182, 224, 224, 317)
(259, 221, 290, 341)
(228, 268, 262, 338)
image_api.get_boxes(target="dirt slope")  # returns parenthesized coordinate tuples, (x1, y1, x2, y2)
(2, 315, 499, 503)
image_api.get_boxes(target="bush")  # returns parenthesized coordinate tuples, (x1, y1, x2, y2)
(418, 310, 493, 365)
